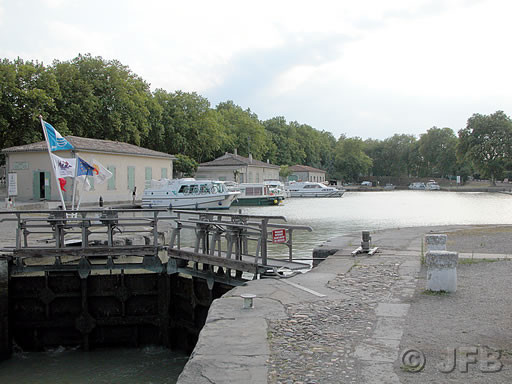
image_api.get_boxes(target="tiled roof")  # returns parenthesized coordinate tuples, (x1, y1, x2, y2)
(199, 153, 280, 169)
(2, 136, 174, 159)
(289, 164, 326, 173)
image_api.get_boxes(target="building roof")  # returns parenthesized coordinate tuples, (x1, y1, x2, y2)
(2, 136, 175, 159)
(199, 153, 280, 169)
(289, 164, 326, 173)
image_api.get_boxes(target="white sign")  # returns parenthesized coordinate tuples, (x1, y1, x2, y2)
(456, 175, 461, 184)
(8, 173, 17, 196)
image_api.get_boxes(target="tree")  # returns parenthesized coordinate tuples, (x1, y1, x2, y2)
(216, 101, 270, 160)
(173, 154, 199, 177)
(458, 111, 512, 184)
(334, 136, 372, 181)
(418, 127, 457, 177)
(0, 58, 61, 153)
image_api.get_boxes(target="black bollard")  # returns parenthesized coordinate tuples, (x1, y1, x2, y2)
(99, 196, 104, 207)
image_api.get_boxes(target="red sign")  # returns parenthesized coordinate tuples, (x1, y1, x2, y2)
(272, 228, 287, 243)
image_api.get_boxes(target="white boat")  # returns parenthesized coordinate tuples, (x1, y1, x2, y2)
(142, 178, 239, 209)
(263, 180, 291, 199)
(408, 182, 426, 190)
(286, 181, 345, 197)
(232, 183, 285, 206)
(426, 180, 441, 190)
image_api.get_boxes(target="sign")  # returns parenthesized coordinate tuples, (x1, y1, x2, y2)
(272, 228, 287, 243)
(8, 173, 17, 196)
(12, 161, 29, 170)
(456, 175, 461, 184)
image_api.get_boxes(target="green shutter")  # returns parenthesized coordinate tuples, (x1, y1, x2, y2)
(108, 166, 116, 190)
(89, 176, 95, 191)
(161, 167, 167, 179)
(127, 166, 135, 190)
(33, 171, 40, 200)
(145, 167, 152, 187)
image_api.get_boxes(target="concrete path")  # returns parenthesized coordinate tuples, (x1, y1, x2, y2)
(178, 225, 512, 383)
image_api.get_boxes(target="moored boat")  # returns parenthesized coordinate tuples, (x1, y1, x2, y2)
(232, 183, 284, 206)
(426, 180, 441, 190)
(286, 181, 345, 197)
(142, 178, 239, 209)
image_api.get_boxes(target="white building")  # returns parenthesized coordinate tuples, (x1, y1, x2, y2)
(195, 152, 280, 183)
(289, 165, 327, 183)
(2, 136, 174, 205)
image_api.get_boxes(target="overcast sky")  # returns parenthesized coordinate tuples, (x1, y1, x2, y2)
(1, 0, 511, 140)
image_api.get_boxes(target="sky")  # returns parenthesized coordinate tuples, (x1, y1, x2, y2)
(1, 0, 511, 140)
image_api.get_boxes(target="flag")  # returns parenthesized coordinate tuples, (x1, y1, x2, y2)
(77, 157, 95, 176)
(51, 154, 76, 178)
(76, 175, 92, 191)
(43, 121, 74, 151)
(59, 178, 68, 192)
(91, 159, 113, 184)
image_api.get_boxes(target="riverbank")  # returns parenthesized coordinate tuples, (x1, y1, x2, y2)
(178, 224, 512, 383)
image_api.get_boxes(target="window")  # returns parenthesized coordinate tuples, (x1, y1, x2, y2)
(107, 166, 116, 190)
(161, 168, 168, 179)
(127, 166, 135, 191)
(145, 167, 152, 188)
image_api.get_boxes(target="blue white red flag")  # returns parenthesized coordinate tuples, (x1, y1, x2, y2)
(43, 121, 74, 151)
(77, 157, 95, 176)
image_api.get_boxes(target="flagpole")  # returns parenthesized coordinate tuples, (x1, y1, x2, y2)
(71, 154, 79, 210)
(39, 115, 67, 210)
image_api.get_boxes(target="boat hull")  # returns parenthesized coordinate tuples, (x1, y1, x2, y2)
(232, 196, 284, 206)
(288, 190, 345, 198)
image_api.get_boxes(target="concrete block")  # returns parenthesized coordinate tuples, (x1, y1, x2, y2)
(425, 234, 447, 251)
(425, 250, 458, 292)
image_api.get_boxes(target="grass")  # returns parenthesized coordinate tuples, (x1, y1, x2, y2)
(459, 258, 498, 265)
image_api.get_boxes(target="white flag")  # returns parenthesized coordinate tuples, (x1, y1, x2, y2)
(51, 154, 76, 178)
(76, 175, 92, 191)
(91, 159, 113, 184)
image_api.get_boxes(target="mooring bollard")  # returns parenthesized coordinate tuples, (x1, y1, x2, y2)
(425, 250, 458, 292)
(241, 293, 256, 309)
(425, 234, 447, 251)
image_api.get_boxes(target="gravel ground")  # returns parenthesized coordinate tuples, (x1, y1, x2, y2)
(267, 262, 404, 384)
(396, 260, 512, 383)
(445, 225, 512, 254)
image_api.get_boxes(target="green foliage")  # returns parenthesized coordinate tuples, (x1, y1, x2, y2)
(334, 136, 372, 181)
(418, 127, 458, 177)
(0, 54, 505, 183)
(458, 111, 512, 184)
(173, 154, 198, 177)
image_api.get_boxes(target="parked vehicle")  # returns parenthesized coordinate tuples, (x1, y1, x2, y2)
(426, 180, 441, 190)
(408, 182, 426, 190)
(361, 181, 372, 187)
(142, 178, 239, 209)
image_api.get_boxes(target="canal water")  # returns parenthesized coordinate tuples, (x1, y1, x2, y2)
(1, 190, 511, 383)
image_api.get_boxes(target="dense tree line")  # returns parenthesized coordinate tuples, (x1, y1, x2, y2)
(1, 55, 510, 183)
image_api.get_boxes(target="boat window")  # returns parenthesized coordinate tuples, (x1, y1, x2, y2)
(246, 186, 263, 196)
(191, 185, 199, 194)
(200, 184, 210, 194)
(178, 185, 190, 194)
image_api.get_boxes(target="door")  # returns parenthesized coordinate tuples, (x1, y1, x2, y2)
(33, 171, 52, 200)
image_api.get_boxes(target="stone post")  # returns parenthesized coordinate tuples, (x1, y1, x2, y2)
(425, 234, 447, 251)
(425, 250, 458, 292)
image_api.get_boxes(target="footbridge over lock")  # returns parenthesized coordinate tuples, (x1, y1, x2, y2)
(0, 208, 312, 360)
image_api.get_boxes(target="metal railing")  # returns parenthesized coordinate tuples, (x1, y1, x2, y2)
(169, 209, 312, 270)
